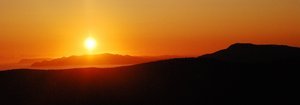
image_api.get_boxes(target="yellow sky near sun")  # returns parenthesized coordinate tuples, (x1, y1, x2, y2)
(0, 0, 300, 63)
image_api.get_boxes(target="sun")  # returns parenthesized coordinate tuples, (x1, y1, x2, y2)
(84, 37, 97, 51)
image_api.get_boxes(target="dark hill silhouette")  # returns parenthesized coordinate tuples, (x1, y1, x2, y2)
(0, 43, 299, 105)
(200, 43, 300, 63)
(31, 53, 179, 68)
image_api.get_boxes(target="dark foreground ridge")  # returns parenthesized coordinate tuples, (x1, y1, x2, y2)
(0, 43, 299, 105)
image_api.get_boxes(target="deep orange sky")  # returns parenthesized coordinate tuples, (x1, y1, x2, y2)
(0, 0, 300, 64)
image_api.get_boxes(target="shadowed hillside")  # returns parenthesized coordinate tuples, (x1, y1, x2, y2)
(200, 43, 300, 63)
(0, 43, 299, 105)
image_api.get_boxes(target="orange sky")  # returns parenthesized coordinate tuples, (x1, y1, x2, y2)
(0, 0, 300, 64)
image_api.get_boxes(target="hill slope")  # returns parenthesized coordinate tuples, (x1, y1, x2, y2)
(0, 43, 299, 105)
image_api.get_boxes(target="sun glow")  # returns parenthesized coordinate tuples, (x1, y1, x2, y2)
(85, 37, 97, 51)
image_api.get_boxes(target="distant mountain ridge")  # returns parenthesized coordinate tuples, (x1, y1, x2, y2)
(31, 53, 180, 67)
(18, 58, 51, 64)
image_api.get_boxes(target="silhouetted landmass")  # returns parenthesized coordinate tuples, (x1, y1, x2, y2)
(201, 43, 300, 63)
(0, 58, 51, 71)
(18, 58, 51, 64)
(0, 43, 299, 105)
(31, 53, 179, 68)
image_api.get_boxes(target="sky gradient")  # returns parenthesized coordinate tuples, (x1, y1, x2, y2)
(0, 0, 300, 64)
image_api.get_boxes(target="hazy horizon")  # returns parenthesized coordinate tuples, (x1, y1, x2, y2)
(1, 0, 300, 64)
